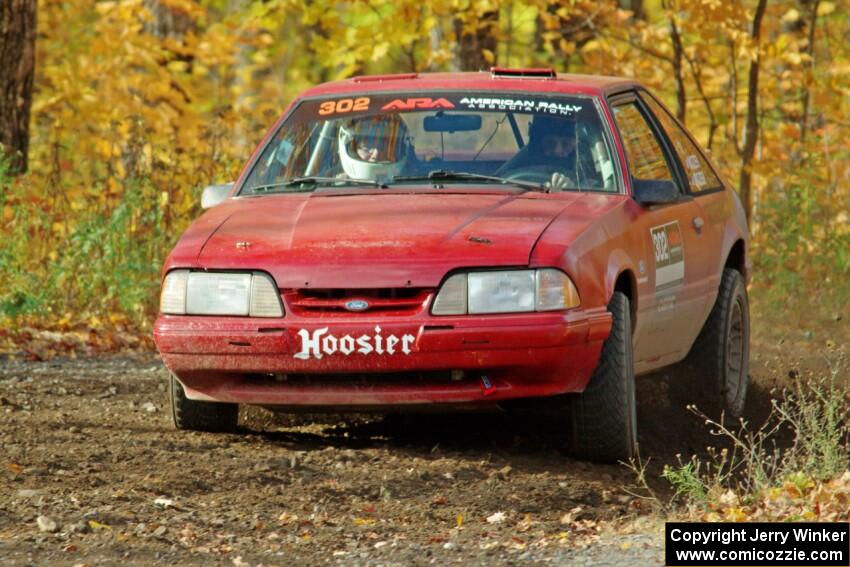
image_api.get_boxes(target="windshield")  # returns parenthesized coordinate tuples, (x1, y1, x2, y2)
(240, 92, 619, 194)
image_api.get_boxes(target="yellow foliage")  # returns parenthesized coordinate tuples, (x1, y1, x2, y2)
(0, 0, 846, 332)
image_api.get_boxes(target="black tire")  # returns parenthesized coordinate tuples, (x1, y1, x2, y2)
(170, 374, 239, 433)
(570, 291, 637, 462)
(685, 268, 750, 422)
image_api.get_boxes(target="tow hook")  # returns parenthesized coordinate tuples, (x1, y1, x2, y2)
(480, 375, 496, 396)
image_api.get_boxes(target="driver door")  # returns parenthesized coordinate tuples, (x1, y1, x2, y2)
(609, 94, 710, 370)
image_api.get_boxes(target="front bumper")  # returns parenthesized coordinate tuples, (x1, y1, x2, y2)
(154, 308, 611, 408)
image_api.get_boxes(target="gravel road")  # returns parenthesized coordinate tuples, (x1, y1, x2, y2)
(0, 356, 673, 566)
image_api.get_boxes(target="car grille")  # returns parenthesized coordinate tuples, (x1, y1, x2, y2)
(267, 370, 461, 385)
(284, 288, 432, 317)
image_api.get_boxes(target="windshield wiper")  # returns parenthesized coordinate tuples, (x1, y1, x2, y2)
(248, 176, 387, 193)
(394, 170, 545, 192)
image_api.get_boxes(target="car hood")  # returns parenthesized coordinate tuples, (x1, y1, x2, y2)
(188, 191, 585, 288)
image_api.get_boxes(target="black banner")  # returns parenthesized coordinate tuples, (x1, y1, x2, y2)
(666, 522, 849, 566)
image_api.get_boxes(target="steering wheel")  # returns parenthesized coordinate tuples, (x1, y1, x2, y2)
(502, 166, 558, 186)
(505, 165, 555, 184)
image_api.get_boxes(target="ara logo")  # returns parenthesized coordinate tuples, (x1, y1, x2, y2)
(381, 98, 455, 111)
(294, 326, 416, 360)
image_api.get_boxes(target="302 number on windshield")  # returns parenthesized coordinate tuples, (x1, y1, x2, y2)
(318, 97, 370, 115)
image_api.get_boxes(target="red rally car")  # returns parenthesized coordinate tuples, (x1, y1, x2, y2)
(154, 68, 751, 462)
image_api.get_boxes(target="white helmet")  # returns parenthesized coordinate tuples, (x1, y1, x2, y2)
(338, 115, 410, 180)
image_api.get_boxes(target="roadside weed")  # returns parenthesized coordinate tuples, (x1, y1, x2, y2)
(630, 363, 849, 517)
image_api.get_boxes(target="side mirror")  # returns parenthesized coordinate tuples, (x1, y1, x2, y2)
(201, 183, 234, 209)
(632, 179, 680, 206)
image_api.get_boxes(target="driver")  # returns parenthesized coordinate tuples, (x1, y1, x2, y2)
(497, 115, 577, 191)
(338, 114, 412, 181)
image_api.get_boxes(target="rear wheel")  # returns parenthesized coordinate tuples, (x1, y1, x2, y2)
(570, 291, 637, 463)
(170, 374, 239, 433)
(685, 268, 750, 422)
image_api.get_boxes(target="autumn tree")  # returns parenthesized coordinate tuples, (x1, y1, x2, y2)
(454, 8, 499, 70)
(0, 0, 37, 173)
(737, 0, 768, 224)
(534, 1, 609, 71)
(1, 0, 847, 331)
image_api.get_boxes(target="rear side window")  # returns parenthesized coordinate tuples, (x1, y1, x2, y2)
(610, 102, 677, 185)
(640, 94, 722, 193)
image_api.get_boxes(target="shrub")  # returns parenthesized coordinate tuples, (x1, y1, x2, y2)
(628, 364, 849, 516)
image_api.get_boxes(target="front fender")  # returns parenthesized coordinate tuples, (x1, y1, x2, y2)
(605, 248, 638, 318)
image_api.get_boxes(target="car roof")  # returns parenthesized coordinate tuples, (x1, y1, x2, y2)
(298, 71, 641, 99)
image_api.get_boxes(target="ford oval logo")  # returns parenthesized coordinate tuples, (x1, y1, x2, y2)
(345, 299, 370, 312)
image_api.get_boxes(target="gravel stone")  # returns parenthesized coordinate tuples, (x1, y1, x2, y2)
(36, 516, 59, 533)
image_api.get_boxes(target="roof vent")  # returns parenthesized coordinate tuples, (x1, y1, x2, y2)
(489, 67, 556, 79)
(353, 73, 418, 83)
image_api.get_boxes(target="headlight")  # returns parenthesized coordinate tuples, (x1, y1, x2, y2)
(160, 270, 283, 317)
(469, 270, 536, 314)
(432, 268, 580, 315)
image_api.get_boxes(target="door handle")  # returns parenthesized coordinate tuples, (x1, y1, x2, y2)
(692, 216, 704, 232)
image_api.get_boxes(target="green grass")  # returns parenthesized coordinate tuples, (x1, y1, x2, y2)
(0, 168, 176, 330)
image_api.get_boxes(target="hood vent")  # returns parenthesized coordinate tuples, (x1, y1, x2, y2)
(490, 67, 556, 79)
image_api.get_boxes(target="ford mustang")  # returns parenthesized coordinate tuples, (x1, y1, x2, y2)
(154, 68, 751, 462)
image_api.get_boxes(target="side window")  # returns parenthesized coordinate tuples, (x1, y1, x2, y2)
(640, 94, 722, 193)
(610, 102, 678, 187)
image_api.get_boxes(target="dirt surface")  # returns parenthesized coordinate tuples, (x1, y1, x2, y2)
(0, 356, 667, 566)
(0, 298, 845, 566)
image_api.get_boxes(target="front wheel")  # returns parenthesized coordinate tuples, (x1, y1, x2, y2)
(570, 291, 637, 463)
(170, 374, 239, 433)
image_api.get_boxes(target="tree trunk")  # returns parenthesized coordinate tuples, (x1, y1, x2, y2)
(143, 0, 193, 39)
(669, 14, 686, 123)
(620, 0, 645, 20)
(684, 55, 717, 149)
(0, 0, 37, 174)
(738, 0, 768, 225)
(453, 10, 498, 71)
(536, 2, 598, 70)
(799, 0, 820, 145)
